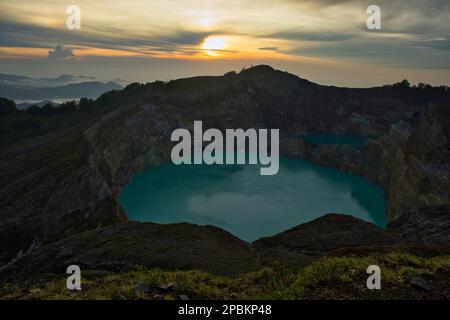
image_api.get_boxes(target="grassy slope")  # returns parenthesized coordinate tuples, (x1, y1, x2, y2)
(2, 253, 449, 300)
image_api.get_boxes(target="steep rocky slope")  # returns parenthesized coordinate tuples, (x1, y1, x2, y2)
(389, 205, 450, 245)
(301, 105, 449, 222)
(0, 66, 449, 285)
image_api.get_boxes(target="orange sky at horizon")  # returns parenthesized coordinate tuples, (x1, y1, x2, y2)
(0, 0, 449, 86)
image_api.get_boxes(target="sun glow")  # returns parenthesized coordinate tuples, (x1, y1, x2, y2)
(198, 17, 214, 28)
(201, 36, 227, 53)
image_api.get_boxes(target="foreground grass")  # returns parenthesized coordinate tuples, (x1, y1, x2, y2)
(2, 253, 450, 300)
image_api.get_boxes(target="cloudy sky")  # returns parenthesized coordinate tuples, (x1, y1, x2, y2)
(0, 0, 449, 87)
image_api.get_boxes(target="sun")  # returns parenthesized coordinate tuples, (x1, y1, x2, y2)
(198, 17, 214, 29)
(201, 36, 227, 52)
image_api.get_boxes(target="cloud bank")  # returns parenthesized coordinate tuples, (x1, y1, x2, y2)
(0, 0, 448, 86)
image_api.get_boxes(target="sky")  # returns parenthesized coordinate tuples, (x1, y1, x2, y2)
(0, 0, 449, 87)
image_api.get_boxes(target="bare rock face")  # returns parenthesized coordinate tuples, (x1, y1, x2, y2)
(1, 66, 449, 272)
(381, 107, 449, 221)
(303, 105, 450, 223)
(389, 206, 450, 245)
(0, 129, 120, 265)
(84, 104, 175, 192)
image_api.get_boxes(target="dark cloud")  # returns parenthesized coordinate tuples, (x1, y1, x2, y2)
(284, 0, 353, 7)
(291, 34, 450, 69)
(258, 47, 278, 51)
(265, 0, 450, 70)
(0, 19, 212, 56)
(0, 0, 449, 76)
(268, 30, 354, 42)
(287, 0, 449, 11)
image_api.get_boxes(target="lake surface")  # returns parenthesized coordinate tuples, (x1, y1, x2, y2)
(120, 158, 386, 242)
(299, 134, 372, 147)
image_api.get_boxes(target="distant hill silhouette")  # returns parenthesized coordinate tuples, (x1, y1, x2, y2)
(0, 72, 103, 88)
(0, 81, 122, 100)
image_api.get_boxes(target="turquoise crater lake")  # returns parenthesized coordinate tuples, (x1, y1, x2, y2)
(119, 158, 387, 242)
(299, 134, 373, 147)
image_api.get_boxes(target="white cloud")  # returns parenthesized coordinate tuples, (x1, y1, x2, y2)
(48, 45, 74, 61)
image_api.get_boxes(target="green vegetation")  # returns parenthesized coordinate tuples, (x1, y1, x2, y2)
(0, 98, 98, 148)
(0, 87, 142, 149)
(2, 253, 449, 300)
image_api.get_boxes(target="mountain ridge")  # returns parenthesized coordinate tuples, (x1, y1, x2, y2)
(0, 65, 449, 292)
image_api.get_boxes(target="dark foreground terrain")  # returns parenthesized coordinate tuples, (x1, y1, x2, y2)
(0, 66, 449, 299)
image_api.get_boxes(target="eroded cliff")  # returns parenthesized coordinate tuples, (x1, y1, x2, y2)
(1, 66, 449, 279)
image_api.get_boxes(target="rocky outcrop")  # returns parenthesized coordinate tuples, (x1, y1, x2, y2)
(1, 66, 449, 272)
(299, 105, 450, 223)
(84, 104, 175, 192)
(0, 128, 121, 265)
(389, 205, 450, 245)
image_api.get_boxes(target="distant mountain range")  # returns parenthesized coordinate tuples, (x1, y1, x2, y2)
(0, 72, 124, 102)
(0, 72, 125, 88)
(15, 100, 61, 110)
(0, 81, 123, 100)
